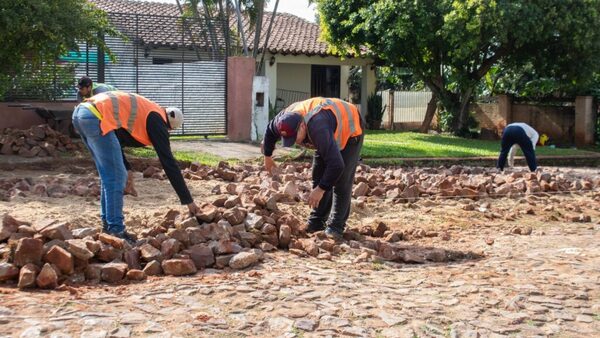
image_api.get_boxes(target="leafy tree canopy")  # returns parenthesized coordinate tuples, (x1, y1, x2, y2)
(0, 0, 117, 96)
(315, 0, 600, 135)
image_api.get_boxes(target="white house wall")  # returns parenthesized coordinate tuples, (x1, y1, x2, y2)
(264, 53, 374, 113)
(276, 63, 311, 94)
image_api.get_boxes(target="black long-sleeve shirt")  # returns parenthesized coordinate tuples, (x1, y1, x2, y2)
(263, 109, 344, 191)
(115, 112, 193, 205)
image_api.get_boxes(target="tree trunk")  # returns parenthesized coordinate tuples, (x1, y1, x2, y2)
(256, 0, 279, 75)
(251, 0, 264, 59)
(175, 0, 203, 61)
(217, 0, 230, 57)
(200, 1, 220, 59)
(455, 87, 475, 136)
(424, 78, 474, 136)
(419, 91, 438, 133)
(233, 0, 249, 56)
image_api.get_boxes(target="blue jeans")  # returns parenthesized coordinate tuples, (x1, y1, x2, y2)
(72, 105, 127, 234)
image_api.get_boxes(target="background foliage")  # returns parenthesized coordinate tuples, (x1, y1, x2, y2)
(315, 0, 600, 136)
(0, 0, 117, 99)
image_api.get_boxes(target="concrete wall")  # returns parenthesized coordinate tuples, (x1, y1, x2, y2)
(512, 104, 574, 143)
(471, 102, 503, 131)
(227, 57, 255, 141)
(575, 96, 597, 146)
(0, 102, 78, 132)
(470, 95, 594, 145)
(251, 76, 269, 141)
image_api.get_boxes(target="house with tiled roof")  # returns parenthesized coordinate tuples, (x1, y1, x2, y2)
(248, 11, 376, 115)
(70, 0, 375, 137)
(89, 0, 375, 116)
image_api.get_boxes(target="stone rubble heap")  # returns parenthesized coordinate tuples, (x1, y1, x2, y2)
(0, 173, 478, 289)
(181, 162, 600, 202)
(0, 176, 100, 201)
(3, 160, 598, 205)
(350, 165, 600, 202)
(0, 124, 82, 157)
(0, 209, 271, 289)
(1, 161, 597, 289)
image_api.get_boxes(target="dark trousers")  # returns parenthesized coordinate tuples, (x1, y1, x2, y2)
(308, 135, 364, 232)
(497, 125, 537, 171)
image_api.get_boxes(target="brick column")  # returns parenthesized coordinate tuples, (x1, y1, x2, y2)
(227, 57, 255, 141)
(575, 96, 597, 146)
(497, 94, 512, 128)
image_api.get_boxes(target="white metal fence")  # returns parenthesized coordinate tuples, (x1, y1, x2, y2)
(380, 90, 432, 124)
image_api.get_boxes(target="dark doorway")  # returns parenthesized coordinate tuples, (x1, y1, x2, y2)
(311, 65, 340, 98)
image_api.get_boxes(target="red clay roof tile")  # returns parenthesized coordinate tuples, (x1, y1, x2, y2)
(91, 0, 334, 56)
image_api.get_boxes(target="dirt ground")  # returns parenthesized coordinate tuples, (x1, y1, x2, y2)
(0, 162, 599, 337)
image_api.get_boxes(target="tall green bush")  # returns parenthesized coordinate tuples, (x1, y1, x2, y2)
(366, 93, 385, 129)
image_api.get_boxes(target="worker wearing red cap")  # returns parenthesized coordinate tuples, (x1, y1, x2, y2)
(262, 97, 364, 240)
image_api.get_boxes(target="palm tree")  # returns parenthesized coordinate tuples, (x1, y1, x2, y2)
(181, 0, 280, 74)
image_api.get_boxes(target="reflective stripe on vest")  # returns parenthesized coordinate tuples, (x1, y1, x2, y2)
(80, 102, 103, 120)
(126, 93, 138, 132)
(106, 92, 121, 129)
(89, 92, 167, 146)
(337, 99, 357, 135)
(301, 98, 361, 149)
(106, 92, 139, 133)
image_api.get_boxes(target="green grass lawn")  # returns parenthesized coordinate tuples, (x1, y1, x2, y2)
(361, 131, 594, 158)
(123, 131, 597, 167)
(125, 147, 233, 167)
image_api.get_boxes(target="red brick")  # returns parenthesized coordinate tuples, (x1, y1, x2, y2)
(36, 263, 59, 289)
(0, 262, 19, 281)
(18, 263, 39, 289)
(126, 269, 146, 281)
(161, 259, 197, 276)
(101, 263, 128, 283)
(13, 238, 43, 267)
(44, 246, 74, 275)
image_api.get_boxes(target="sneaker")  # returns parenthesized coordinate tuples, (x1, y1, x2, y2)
(304, 223, 325, 234)
(113, 231, 138, 245)
(324, 226, 344, 241)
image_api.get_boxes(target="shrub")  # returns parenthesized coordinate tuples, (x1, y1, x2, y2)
(366, 93, 385, 129)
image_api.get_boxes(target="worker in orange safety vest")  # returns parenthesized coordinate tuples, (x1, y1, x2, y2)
(262, 97, 364, 240)
(73, 91, 201, 243)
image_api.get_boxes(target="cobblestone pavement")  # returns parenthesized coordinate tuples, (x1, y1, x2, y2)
(1, 220, 598, 337)
(1, 165, 599, 337)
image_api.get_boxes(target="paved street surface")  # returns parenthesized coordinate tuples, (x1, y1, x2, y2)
(1, 221, 598, 337)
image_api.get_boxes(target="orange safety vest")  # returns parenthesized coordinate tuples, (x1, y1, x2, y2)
(285, 97, 363, 150)
(85, 92, 167, 146)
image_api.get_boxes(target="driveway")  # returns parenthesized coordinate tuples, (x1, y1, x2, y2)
(170, 139, 295, 161)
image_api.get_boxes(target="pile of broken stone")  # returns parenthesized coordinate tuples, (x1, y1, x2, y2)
(0, 124, 82, 157)
(0, 176, 100, 201)
(3, 161, 599, 204)
(1, 162, 597, 290)
(0, 183, 476, 290)
(85, 161, 600, 203)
